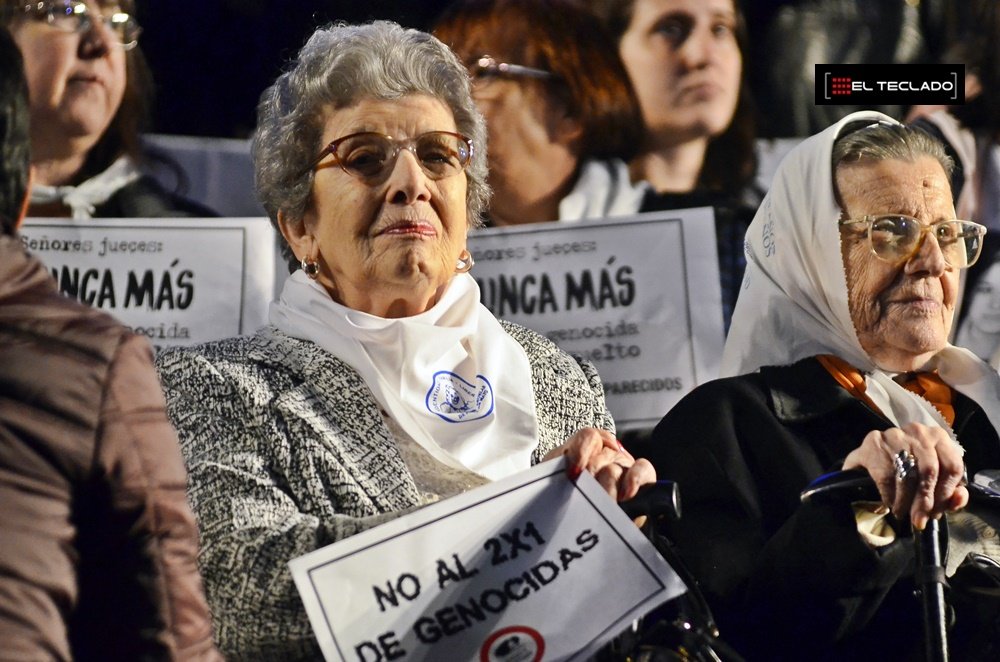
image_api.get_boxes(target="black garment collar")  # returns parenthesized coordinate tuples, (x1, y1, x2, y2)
(760, 355, 886, 424)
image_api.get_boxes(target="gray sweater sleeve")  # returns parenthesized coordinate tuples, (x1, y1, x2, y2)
(156, 346, 415, 661)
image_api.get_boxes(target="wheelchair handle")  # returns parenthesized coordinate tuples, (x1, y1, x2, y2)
(620, 480, 681, 521)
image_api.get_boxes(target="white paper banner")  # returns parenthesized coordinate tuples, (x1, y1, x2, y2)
(290, 458, 684, 662)
(19, 217, 277, 350)
(466, 210, 724, 430)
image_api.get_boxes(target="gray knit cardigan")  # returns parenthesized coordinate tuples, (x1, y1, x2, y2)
(156, 322, 613, 660)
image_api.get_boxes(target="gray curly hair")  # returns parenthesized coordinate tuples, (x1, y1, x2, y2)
(253, 21, 490, 272)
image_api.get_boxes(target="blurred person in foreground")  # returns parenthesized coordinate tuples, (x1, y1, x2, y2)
(0, 0, 214, 218)
(155, 20, 655, 660)
(433, 0, 646, 226)
(635, 113, 1000, 659)
(0, 27, 219, 661)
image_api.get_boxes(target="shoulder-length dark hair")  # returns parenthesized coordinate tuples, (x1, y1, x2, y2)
(0, 26, 30, 235)
(579, 0, 758, 193)
(1, 0, 152, 182)
(434, 0, 644, 162)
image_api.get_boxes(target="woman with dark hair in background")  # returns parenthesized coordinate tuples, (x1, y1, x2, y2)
(580, 0, 760, 330)
(1, 0, 214, 218)
(434, 0, 647, 226)
(581, 0, 756, 202)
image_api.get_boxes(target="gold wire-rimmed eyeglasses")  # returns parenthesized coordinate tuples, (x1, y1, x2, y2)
(840, 215, 987, 269)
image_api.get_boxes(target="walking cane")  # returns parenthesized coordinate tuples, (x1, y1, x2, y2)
(915, 519, 949, 662)
(801, 470, 950, 662)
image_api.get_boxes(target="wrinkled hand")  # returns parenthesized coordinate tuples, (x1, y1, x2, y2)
(843, 422, 967, 531)
(544, 428, 656, 502)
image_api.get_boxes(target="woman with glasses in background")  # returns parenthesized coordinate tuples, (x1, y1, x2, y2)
(155, 21, 655, 659)
(1, 0, 214, 218)
(433, 0, 647, 227)
(633, 114, 1000, 659)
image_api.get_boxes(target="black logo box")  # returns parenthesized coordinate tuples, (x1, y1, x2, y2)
(815, 64, 965, 106)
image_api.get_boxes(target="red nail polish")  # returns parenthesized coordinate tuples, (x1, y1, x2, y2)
(568, 465, 583, 481)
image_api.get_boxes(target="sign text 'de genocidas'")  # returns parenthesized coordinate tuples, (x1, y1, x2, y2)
(352, 518, 599, 661)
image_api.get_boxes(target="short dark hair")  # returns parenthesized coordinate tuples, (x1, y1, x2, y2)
(0, 27, 30, 235)
(434, 0, 643, 162)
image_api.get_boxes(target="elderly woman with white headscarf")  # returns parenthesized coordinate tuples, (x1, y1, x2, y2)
(634, 111, 1000, 659)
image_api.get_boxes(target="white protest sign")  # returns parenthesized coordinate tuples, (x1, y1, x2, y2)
(290, 458, 684, 662)
(19, 217, 277, 350)
(466, 210, 724, 430)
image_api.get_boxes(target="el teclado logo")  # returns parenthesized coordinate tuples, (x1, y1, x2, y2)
(815, 64, 964, 106)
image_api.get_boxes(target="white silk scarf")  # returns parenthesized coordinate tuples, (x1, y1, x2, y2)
(270, 271, 539, 480)
(30, 156, 141, 219)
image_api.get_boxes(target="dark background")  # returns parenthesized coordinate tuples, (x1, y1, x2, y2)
(133, 1, 967, 140)
(135, 0, 454, 138)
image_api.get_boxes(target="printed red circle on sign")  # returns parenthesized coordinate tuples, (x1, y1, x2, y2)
(480, 625, 545, 662)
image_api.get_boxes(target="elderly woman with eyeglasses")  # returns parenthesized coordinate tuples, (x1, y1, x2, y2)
(632, 112, 1000, 659)
(1, 0, 214, 218)
(154, 21, 655, 660)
